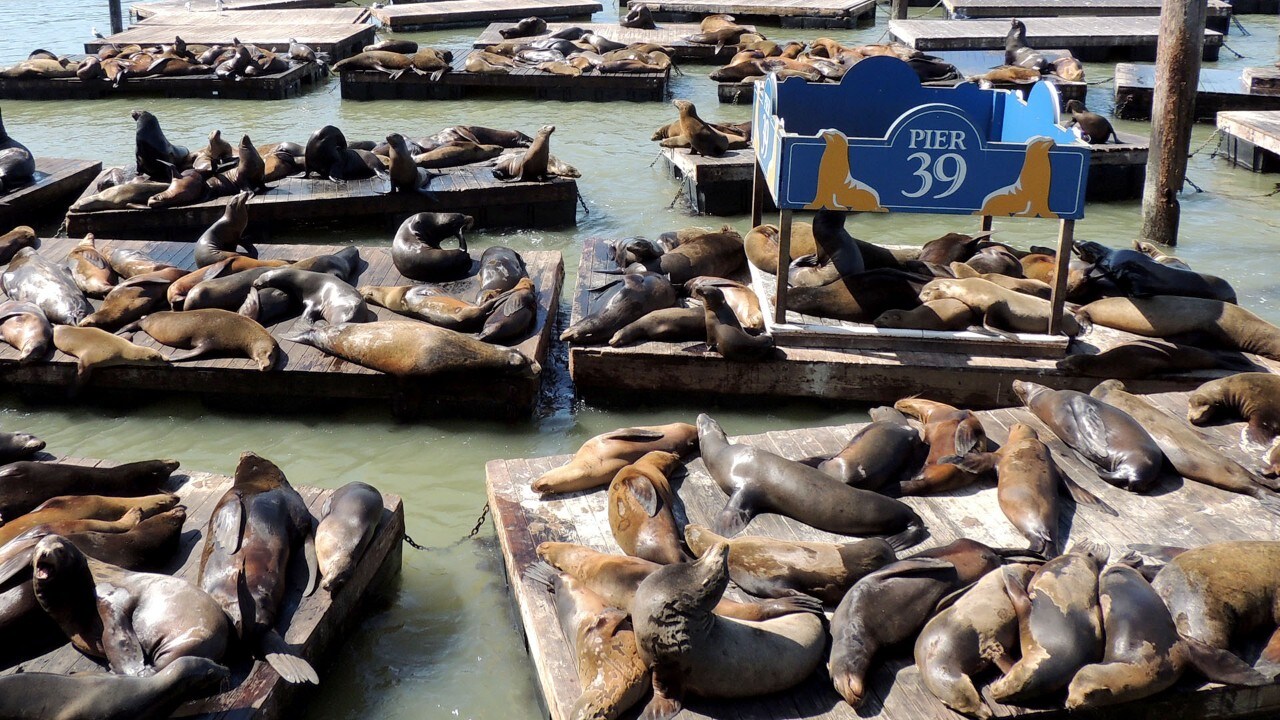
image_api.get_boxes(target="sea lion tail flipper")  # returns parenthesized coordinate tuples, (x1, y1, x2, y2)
(603, 428, 667, 442)
(261, 629, 319, 684)
(303, 526, 319, 597)
(1182, 637, 1271, 686)
(586, 278, 623, 293)
(166, 342, 213, 362)
(522, 561, 559, 592)
(1057, 470, 1118, 516)
(980, 314, 1019, 340)
(116, 319, 144, 335)
(712, 491, 755, 537)
(940, 451, 999, 475)
(239, 288, 263, 321)
(884, 517, 927, 552)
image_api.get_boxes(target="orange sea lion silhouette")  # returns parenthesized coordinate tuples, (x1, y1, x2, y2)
(805, 131, 885, 212)
(978, 136, 1057, 218)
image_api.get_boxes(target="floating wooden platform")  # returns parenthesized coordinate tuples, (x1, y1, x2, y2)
(641, 0, 877, 28)
(0, 157, 101, 229)
(1218, 110, 1280, 172)
(133, 6, 369, 24)
(889, 17, 1223, 61)
(473, 22, 752, 62)
(371, 0, 603, 31)
(0, 455, 405, 720)
(1115, 64, 1280, 122)
(65, 166, 579, 239)
(132, 0, 342, 20)
(1229, 0, 1278, 12)
(0, 61, 326, 101)
(486, 390, 1280, 720)
(85, 16, 376, 61)
(941, 0, 1232, 33)
(567, 237, 1271, 406)
(340, 51, 669, 102)
(0, 238, 563, 421)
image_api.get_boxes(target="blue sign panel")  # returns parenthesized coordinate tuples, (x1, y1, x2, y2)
(754, 56, 1090, 220)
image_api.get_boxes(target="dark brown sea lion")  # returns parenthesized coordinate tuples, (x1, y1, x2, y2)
(622, 4, 657, 28)
(0, 656, 228, 720)
(69, 181, 169, 212)
(0, 493, 178, 547)
(0, 225, 37, 264)
(479, 277, 537, 344)
(0, 424, 43, 463)
(698, 414, 926, 545)
(919, 231, 993, 265)
(0, 459, 177, 521)
(493, 124, 553, 181)
(533, 423, 698, 494)
(1187, 372, 1280, 444)
(194, 192, 254, 268)
(1064, 99, 1118, 145)
(360, 284, 492, 331)
(562, 272, 677, 344)
(412, 141, 503, 169)
(123, 309, 280, 371)
(33, 535, 229, 674)
(915, 563, 1038, 718)
(965, 244, 1023, 276)
(477, 245, 528, 302)
(989, 545, 1106, 703)
(829, 539, 1007, 708)
(982, 424, 1061, 556)
(1074, 240, 1236, 303)
(384, 132, 431, 194)
(247, 268, 371, 326)
(788, 209, 866, 288)
(66, 235, 117, 298)
(79, 267, 186, 330)
(285, 320, 538, 378)
(316, 481, 383, 592)
(698, 286, 774, 361)
(1075, 296, 1280, 362)
(2, 248, 92, 326)
(500, 16, 548, 38)
(817, 407, 921, 490)
(1004, 18, 1047, 71)
(652, 226, 743, 284)
(920, 277, 1079, 336)
(199, 451, 319, 684)
(131, 109, 189, 182)
(874, 298, 975, 331)
(53, 325, 168, 386)
(147, 167, 204, 209)
(894, 398, 989, 495)
(391, 212, 474, 282)
(608, 451, 685, 566)
(671, 99, 728, 157)
(363, 39, 418, 54)
(632, 542, 825, 720)
(787, 268, 927, 323)
(1057, 339, 1237, 378)
(608, 306, 705, 346)
(685, 524, 895, 604)
(0, 299, 52, 364)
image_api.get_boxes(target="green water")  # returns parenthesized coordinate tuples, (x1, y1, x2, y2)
(1, 2, 1279, 717)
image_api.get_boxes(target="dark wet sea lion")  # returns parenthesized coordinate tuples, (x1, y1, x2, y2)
(919, 231, 992, 265)
(66, 235, 117, 298)
(608, 306, 705, 346)
(79, 267, 186, 330)
(477, 245, 528, 302)
(894, 398, 989, 495)
(965, 244, 1023, 277)
(285, 320, 538, 379)
(194, 192, 254, 267)
(632, 542, 825, 720)
(493, 124, 554, 181)
(989, 545, 1105, 703)
(0, 493, 178, 547)
(0, 299, 53, 364)
(186, 246, 357, 315)
(0, 459, 176, 521)
(360, 284, 495, 331)
(316, 481, 383, 592)
(1064, 99, 1119, 145)
(384, 132, 430, 194)
(1074, 240, 1235, 303)
(363, 39, 418, 54)
(829, 540, 1006, 708)
(817, 407, 921, 490)
(1004, 18, 1046, 71)
(2, 247, 92, 326)
(0, 656, 229, 720)
(562, 272, 677, 345)
(479, 277, 537, 344)
(391, 212, 474, 282)
(533, 423, 698, 494)
(1013, 379, 1164, 492)
(608, 451, 685, 565)
(131, 109, 189, 182)
(248, 268, 371, 326)
(1187, 372, 1280, 444)
(787, 268, 927, 323)
(0, 147, 36, 193)
(199, 451, 319, 684)
(500, 16, 548, 38)
(303, 125, 346, 179)
(622, 3, 657, 28)
(985, 424, 1061, 556)
(698, 414, 926, 545)
(685, 524, 895, 604)
(789, 209, 865, 288)
(698, 286, 774, 361)
(1058, 339, 1236, 378)
(915, 563, 1037, 718)
(653, 226, 743, 284)
(0, 424, 43, 462)
(1075, 295, 1280, 361)
(125, 309, 280, 370)
(33, 535, 229, 674)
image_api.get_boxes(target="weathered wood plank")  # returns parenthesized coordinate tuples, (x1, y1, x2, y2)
(0, 157, 101, 228)
(1116, 64, 1280, 121)
(1218, 109, 1280, 172)
(889, 17, 1222, 61)
(372, 0, 602, 31)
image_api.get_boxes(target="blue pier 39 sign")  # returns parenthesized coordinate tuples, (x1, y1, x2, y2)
(753, 56, 1090, 220)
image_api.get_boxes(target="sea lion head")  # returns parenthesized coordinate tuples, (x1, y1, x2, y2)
(1010, 379, 1048, 406)
(643, 540, 730, 619)
(872, 309, 912, 329)
(31, 535, 92, 611)
(1071, 240, 1110, 265)
(1065, 99, 1086, 115)
(610, 237, 664, 267)
(387, 132, 409, 152)
(697, 285, 727, 310)
(359, 284, 410, 309)
(135, 458, 181, 485)
(695, 413, 727, 446)
(1186, 387, 1222, 425)
(6, 432, 45, 455)
(537, 124, 555, 139)
(504, 348, 541, 379)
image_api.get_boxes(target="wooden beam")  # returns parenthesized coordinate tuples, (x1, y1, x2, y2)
(774, 209, 792, 326)
(1048, 219, 1074, 335)
(751, 161, 766, 228)
(892, 0, 908, 19)
(110, 0, 124, 33)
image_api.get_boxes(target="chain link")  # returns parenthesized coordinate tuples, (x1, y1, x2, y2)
(401, 502, 491, 551)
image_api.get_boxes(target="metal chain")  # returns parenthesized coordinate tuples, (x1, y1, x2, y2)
(1187, 129, 1222, 158)
(401, 502, 491, 551)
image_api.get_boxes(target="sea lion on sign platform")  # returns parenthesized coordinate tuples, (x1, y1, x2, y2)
(1075, 295, 1280, 361)
(632, 543, 826, 720)
(533, 423, 698, 494)
(789, 209, 865, 288)
(1074, 240, 1235, 303)
(53, 325, 168, 386)
(685, 524, 895, 604)
(66, 235, 117, 297)
(79, 267, 186, 330)
(965, 245, 1024, 277)
(684, 277, 762, 332)
(132, 110, 189, 182)
(248, 268, 372, 326)
(1187, 372, 1280, 444)
(744, 223, 818, 274)
(195, 192, 254, 267)
(562, 272, 677, 345)
(285, 320, 537, 378)
(698, 286, 774, 361)
(817, 407, 921, 490)
(391, 212, 474, 282)
(874, 299, 975, 331)
(0, 225, 37, 264)
(1057, 339, 1236, 378)
(479, 277, 537, 344)
(0, 493, 178, 548)
(1133, 240, 1190, 269)
(316, 481, 383, 592)
(493, 125, 554, 181)
(124, 309, 280, 370)
(608, 306, 705, 346)
(0, 299, 52, 364)
(788, 268, 927, 323)
(360, 284, 495, 331)
(608, 451, 686, 565)
(2, 248, 92, 326)
(0, 656, 229, 720)
(0, 459, 177, 521)
(919, 277, 1079, 336)
(477, 246, 528, 302)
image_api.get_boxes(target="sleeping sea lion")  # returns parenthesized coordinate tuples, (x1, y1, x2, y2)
(285, 320, 538, 379)
(247, 268, 372, 326)
(316, 481, 383, 592)
(1187, 372, 1280, 445)
(53, 325, 168, 387)
(0, 656, 228, 720)
(391, 212, 473, 282)
(894, 398, 989, 495)
(1074, 296, 1280, 362)
(0, 493, 178, 548)
(123, 309, 280, 371)
(533, 423, 698, 494)
(0, 459, 177, 521)
(479, 277, 537, 344)
(1057, 339, 1238, 378)
(0, 225, 37, 264)
(817, 406, 921, 490)
(608, 306, 705, 346)
(608, 451, 685, 565)
(919, 277, 1079, 336)
(360, 284, 495, 331)
(698, 286, 774, 361)
(477, 246, 528, 302)
(2, 248, 92, 326)
(0, 300, 52, 364)
(561, 272, 677, 345)
(66, 235, 118, 298)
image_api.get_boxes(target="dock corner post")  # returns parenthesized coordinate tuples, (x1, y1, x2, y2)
(1048, 218, 1074, 335)
(979, 215, 993, 232)
(775, 209, 793, 326)
(1139, 0, 1207, 247)
(109, 0, 124, 33)
(751, 161, 766, 229)
(892, 0, 908, 19)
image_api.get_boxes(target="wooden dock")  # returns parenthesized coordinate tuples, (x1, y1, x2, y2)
(486, 390, 1280, 720)
(132, 0, 342, 20)
(1218, 110, 1280, 172)
(133, 6, 369, 24)
(940, 0, 1233, 33)
(567, 237, 1267, 406)
(0, 238, 563, 421)
(0, 61, 326, 101)
(0, 157, 101, 229)
(85, 15, 376, 62)
(370, 0, 603, 31)
(473, 22, 751, 62)
(640, 0, 877, 28)
(65, 166, 579, 239)
(1, 456, 405, 720)
(889, 17, 1223, 61)
(1229, 0, 1278, 12)
(1115, 64, 1280, 122)
(339, 51, 669, 102)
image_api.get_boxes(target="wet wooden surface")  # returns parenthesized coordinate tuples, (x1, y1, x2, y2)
(371, 0, 602, 31)
(0, 157, 102, 228)
(1115, 64, 1280, 122)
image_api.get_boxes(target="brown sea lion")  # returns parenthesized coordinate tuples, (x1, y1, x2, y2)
(0, 459, 177, 521)
(360, 284, 493, 331)
(949, 262, 1050, 298)
(166, 255, 290, 310)
(698, 286, 774, 361)
(787, 268, 927, 323)
(66, 235, 117, 298)
(0, 299, 52, 364)
(608, 451, 685, 565)
(2, 248, 93, 326)
(534, 423, 698, 494)
(69, 181, 169, 212)
(1057, 339, 1236, 378)
(146, 168, 204, 209)
(79, 267, 186, 330)
(499, 16, 548, 38)
(0, 225, 37, 264)
(1187, 372, 1280, 444)
(0, 493, 178, 547)
(0, 656, 228, 720)
(562, 272, 677, 345)
(1075, 296, 1280, 362)
(412, 141, 503, 169)
(123, 309, 280, 371)
(651, 227, 744, 284)
(919, 231, 993, 265)
(920, 277, 1079, 336)
(384, 132, 431, 194)
(874, 299, 975, 331)
(477, 245, 528, 302)
(194, 192, 254, 268)
(685, 524, 895, 604)
(479, 277, 537, 345)
(316, 481, 383, 592)
(493, 125, 554, 181)
(743, 222, 818, 274)
(53, 325, 168, 386)
(107, 248, 175, 279)
(1133, 240, 1191, 269)
(894, 398, 989, 495)
(191, 129, 234, 173)
(608, 306, 705, 347)
(670, 99, 728, 157)
(632, 542, 825, 720)
(817, 407, 921, 490)
(1064, 99, 1118, 144)
(286, 320, 538, 379)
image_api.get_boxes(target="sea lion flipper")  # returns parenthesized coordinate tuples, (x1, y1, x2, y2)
(602, 428, 667, 442)
(945, 451, 999, 475)
(623, 474, 660, 517)
(1057, 470, 1118, 516)
(302, 527, 320, 597)
(166, 341, 213, 362)
(213, 490, 245, 554)
(0, 536, 39, 586)
(1182, 636, 1270, 686)
(99, 589, 148, 676)
(640, 670, 685, 720)
(712, 490, 755, 537)
(952, 417, 981, 457)
(1245, 419, 1273, 446)
(261, 629, 319, 684)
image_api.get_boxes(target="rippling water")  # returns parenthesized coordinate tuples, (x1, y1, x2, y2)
(1, 2, 1278, 717)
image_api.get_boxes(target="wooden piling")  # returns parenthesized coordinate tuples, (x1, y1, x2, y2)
(892, 0, 908, 19)
(109, 0, 124, 33)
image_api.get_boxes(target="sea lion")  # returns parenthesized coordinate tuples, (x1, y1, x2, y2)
(874, 299, 975, 331)
(0, 656, 229, 720)
(285, 320, 538, 379)
(191, 129, 234, 173)
(131, 110, 188, 182)
(0, 145, 35, 192)
(53, 325, 168, 386)
(1063, 99, 1118, 145)
(477, 245, 528, 302)
(533, 423, 698, 494)
(247, 268, 372, 326)
(698, 414, 926, 544)
(479, 277, 537, 344)
(166, 255, 290, 310)
(622, 4, 657, 28)
(1133, 240, 1191, 269)
(1073, 240, 1236, 303)
(0, 493, 178, 548)
(1057, 339, 1236, 378)
(0, 424, 43, 463)
(0, 459, 177, 521)
(1075, 296, 1280, 361)
(965, 245, 1024, 277)
(632, 542, 825, 720)
(0, 225, 37, 264)
(316, 481, 383, 592)
(69, 181, 169, 213)
(608, 451, 685, 565)
(2, 248, 92, 326)
(1053, 56, 1084, 81)
(107, 249, 176, 280)
(391, 212, 473, 282)
(363, 39, 418, 54)
(988, 545, 1106, 703)
(787, 268, 927, 323)
(918, 231, 993, 265)
(685, 524, 895, 604)
(608, 307, 705, 346)
(412, 141, 503, 169)
(500, 16, 548, 38)
(915, 563, 1038, 718)
(360, 284, 494, 331)
(199, 451, 319, 684)
(1187, 372, 1280, 444)
(670, 99, 728, 157)
(79, 267, 186, 330)
(788, 209, 865, 288)
(651, 226, 744, 284)
(1013, 379, 1165, 492)
(562, 272, 677, 344)
(303, 125, 346, 179)
(698, 286, 774, 360)
(384, 132, 431, 194)
(146, 167, 204, 209)
(817, 407, 921, 490)
(0, 299, 53, 364)
(66, 235, 117, 298)
(1004, 19, 1046, 71)
(32, 535, 229, 674)
(123, 309, 280, 371)
(894, 398, 989, 495)
(683, 277, 762, 332)
(230, 134, 268, 194)
(919, 277, 1080, 336)
(186, 248, 358, 317)
(830, 539, 1008, 708)
(493, 124, 554, 181)
(194, 192, 254, 267)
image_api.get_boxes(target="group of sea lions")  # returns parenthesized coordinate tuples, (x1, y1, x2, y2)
(331, 40, 452, 80)
(963, 19, 1085, 87)
(0, 443, 387, 717)
(651, 99, 751, 157)
(469, 23, 675, 76)
(0, 37, 321, 87)
(523, 377, 1280, 719)
(712, 35, 960, 85)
